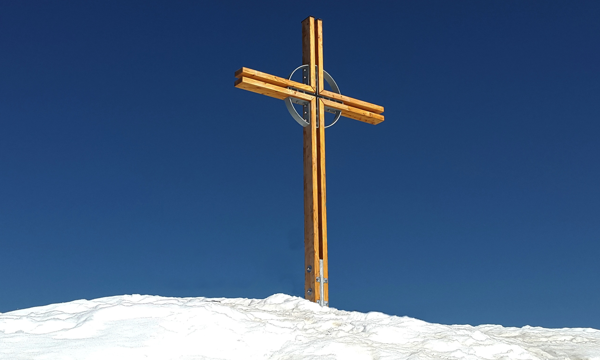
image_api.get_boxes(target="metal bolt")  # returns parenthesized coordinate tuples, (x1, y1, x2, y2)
(307, 265, 312, 273)
(307, 288, 313, 295)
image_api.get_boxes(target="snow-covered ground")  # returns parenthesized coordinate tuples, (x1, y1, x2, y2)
(1, 294, 598, 360)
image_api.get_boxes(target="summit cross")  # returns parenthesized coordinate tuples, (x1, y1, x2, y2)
(234, 16, 384, 306)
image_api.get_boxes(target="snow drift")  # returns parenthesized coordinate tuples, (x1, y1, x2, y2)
(1, 294, 598, 359)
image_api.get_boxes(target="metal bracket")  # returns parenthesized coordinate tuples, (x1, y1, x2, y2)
(317, 300, 329, 307)
(318, 259, 327, 307)
(284, 64, 342, 128)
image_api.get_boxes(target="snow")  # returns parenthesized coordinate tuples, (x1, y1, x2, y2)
(1, 294, 598, 359)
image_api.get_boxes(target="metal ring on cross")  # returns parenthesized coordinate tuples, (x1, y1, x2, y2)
(284, 65, 342, 128)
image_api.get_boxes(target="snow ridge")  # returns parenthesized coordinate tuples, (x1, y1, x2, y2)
(1, 294, 599, 359)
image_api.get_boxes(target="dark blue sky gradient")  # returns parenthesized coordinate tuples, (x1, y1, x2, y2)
(1, 1, 599, 329)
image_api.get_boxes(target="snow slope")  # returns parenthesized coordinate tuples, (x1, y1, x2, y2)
(1, 294, 598, 360)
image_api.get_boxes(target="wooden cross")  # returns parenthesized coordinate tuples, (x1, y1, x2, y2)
(234, 16, 384, 306)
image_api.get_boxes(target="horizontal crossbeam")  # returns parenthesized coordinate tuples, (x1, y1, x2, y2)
(235, 67, 384, 125)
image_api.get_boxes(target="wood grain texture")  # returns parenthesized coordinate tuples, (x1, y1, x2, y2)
(235, 67, 314, 93)
(302, 16, 329, 306)
(321, 98, 385, 125)
(302, 17, 316, 90)
(317, 99, 329, 304)
(302, 16, 323, 304)
(316, 19, 324, 94)
(303, 98, 319, 303)
(234, 77, 315, 102)
(320, 90, 384, 115)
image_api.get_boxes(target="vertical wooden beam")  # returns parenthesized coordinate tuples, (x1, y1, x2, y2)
(302, 17, 316, 91)
(315, 18, 328, 306)
(317, 99, 329, 305)
(303, 98, 319, 303)
(315, 18, 324, 94)
(303, 16, 329, 306)
(303, 17, 319, 303)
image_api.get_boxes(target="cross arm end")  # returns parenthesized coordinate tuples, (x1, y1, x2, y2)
(235, 67, 314, 93)
(235, 76, 315, 103)
(320, 90, 384, 115)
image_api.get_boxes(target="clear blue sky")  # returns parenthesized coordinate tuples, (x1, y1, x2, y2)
(1, 1, 599, 329)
